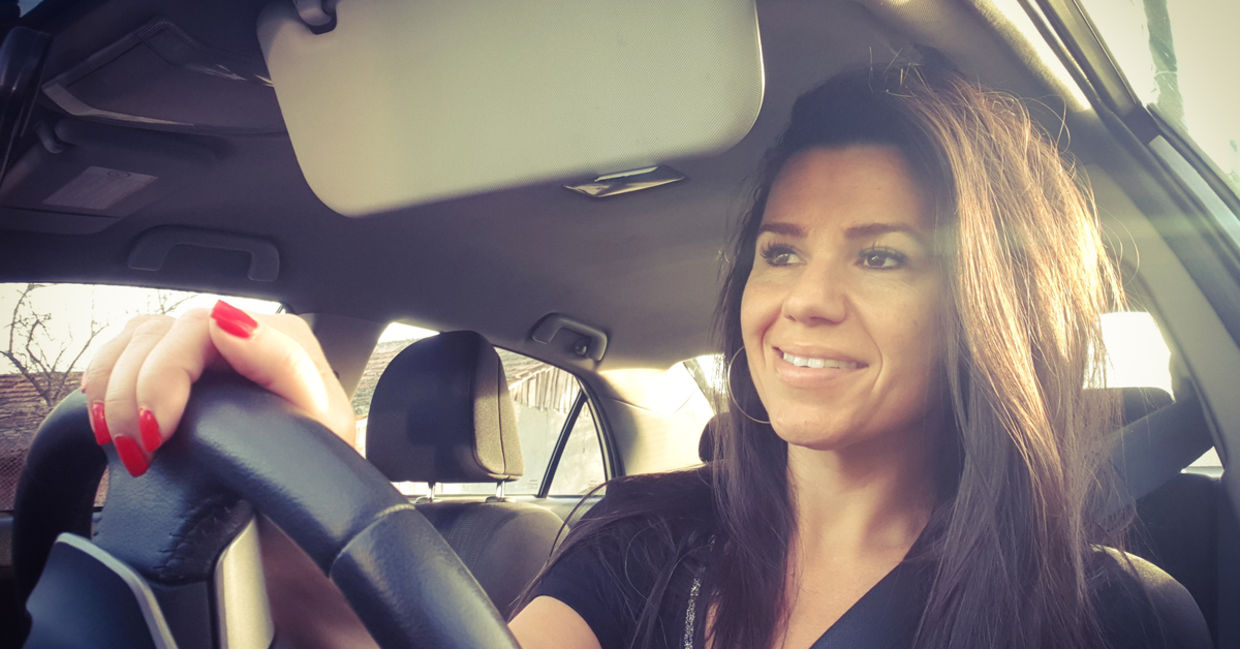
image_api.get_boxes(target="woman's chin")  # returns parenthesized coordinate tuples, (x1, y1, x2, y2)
(769, 416, 852, 451)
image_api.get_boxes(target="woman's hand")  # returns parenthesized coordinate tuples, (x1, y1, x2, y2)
(81, 300, 357, 476)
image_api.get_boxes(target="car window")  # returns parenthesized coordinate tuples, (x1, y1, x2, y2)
(549, 399, 606, 496)
(0, 282, 282, 511)
(352, 323, 606, 498)
(1079, 0, 1239, 197)
(1094, 310, 1218, 471)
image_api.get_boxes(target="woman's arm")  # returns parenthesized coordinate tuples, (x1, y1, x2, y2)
(510, 597, 604, 649)
(259, 520, 607, 649)
(260, 515, 604, 649)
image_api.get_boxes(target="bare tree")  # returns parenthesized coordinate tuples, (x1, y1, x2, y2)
(1, 283, 104, 408)
(1, 283, 193, 409)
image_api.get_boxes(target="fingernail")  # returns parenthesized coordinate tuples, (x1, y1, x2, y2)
(210, 300, 258, 339)
(90, 401, 111, 445)
(139, 408, 162, 453)
(114, 436, 150, 477)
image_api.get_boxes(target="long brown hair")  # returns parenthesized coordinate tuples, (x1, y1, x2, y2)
(711, 63, 1127, 649)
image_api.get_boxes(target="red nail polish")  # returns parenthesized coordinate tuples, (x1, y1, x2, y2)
(114, 436, 150, 477)
(90, 402, 111, 445)
(139, 408, 162, 453)
(210, 300, 258, 339)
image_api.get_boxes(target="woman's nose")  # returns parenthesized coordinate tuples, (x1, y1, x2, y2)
(780, 261, 847, 324)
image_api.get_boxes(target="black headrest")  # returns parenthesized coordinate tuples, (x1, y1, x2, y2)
(365, 331, 524, 483)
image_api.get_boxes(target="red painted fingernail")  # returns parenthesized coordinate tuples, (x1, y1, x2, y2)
(114, 436, 150, 477)
(90, 401, 111, 445)
(139, 408, 162, 453)
(210, 300, 258, 339)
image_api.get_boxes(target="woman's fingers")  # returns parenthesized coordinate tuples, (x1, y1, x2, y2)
(80, 301, 356, 478)
(132, 309, 219, 455)
(81, 315, 172, 447)
(207, 301, 357, 446)
(101, 315, 177, 476)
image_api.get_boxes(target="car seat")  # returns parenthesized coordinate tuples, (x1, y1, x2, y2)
(1116, 386, 1237, 647)
(365, 330, 565, 616)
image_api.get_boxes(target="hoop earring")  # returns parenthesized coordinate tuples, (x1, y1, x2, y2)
(726, 347, 770, 425)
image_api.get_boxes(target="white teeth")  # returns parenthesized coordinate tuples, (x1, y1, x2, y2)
(781, 351, 860, 369)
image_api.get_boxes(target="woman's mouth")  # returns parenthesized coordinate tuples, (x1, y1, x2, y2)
(778, 349, 865, 370)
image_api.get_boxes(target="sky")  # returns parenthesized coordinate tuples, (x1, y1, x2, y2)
(1084, 0, 1239, 185)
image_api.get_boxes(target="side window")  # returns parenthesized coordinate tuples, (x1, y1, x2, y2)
(353, 324, 607, 497)
(1097, 311, 1173, 393)
(549, 400, 607, 496)
(0, 282, 282, 511)
(1098, 310, 1218, 473)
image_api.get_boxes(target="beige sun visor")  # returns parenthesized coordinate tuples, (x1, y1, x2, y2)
(257, 1, 764, 216)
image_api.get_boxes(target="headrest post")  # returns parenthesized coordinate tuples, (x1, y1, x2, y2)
(426, 481, 437, 503)
(494, 481, 505, 501)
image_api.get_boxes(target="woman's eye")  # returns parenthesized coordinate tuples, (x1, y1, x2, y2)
(858, 248, 906, 270)
(760, 244, 801, 267)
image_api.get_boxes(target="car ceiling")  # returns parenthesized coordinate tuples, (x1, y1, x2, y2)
(0, 0, 1102, 370)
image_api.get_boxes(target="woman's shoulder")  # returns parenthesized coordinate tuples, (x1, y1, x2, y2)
(1088, 547, 1211, 649)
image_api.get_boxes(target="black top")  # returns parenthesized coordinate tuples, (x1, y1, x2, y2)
(532, 471, 1212, 649)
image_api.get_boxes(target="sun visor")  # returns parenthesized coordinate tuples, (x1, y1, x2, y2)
(257, 0, 764, 216)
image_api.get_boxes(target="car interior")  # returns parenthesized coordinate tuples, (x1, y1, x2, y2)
(0, 0, 1238, 648)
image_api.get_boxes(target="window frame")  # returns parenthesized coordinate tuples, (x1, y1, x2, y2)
(536, 387, 612, 498)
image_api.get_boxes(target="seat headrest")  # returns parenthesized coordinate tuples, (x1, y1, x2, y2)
(365, 331, 524, 483)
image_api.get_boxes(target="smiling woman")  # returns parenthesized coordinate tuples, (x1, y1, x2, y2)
(509, 64, 1210, 649)
(742, 145, 946, 455)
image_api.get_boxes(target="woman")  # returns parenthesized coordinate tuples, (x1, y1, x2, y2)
(84, 64, 1208, 649)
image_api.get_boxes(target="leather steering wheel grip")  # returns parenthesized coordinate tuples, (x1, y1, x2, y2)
(13, 374, 519, 649)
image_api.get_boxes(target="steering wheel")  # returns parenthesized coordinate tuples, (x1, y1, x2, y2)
(12, 375, 520, 649)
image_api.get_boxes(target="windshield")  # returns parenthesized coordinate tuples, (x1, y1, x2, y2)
(1079, 0, 1239, 196)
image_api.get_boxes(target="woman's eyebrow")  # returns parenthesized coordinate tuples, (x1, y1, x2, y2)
(757, 222, 805, 237)
(844, 222, 929, 245)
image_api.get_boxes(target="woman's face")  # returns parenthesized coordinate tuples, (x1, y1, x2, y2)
(740, 144, 946, 451)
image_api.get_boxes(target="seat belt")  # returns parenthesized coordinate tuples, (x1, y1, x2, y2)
(1114, 393, 1213, 503)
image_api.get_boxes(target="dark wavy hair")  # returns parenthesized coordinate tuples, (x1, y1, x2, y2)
(519, 62, 1128, 649)
(709, 63, 1127, 649)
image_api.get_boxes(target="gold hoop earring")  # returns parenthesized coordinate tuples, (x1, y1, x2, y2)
(726, 347, 770, 425)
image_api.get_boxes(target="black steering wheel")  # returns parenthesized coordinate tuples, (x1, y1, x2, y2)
(12, 375, 519, 649)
